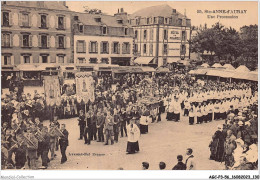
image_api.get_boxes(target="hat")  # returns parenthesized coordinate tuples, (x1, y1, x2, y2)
(217, 124, 223, 130)
(245, 121, 251, 126)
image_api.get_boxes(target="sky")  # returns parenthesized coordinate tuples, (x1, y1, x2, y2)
(66, 1, 258, 30)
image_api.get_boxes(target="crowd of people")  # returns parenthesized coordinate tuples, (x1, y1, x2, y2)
(1, 70, 258, 170)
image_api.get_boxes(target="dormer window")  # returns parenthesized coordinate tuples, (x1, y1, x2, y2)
(117, 19, 123, 24)
(102, 26, 107, 35)
(165, 18, 168, 24)
(95, 17, 101, 22)
(147, 18, 150, 24)
(74, 16, 79, 21)
(124, 28, 128, 35)
(79, 24, 84, 33)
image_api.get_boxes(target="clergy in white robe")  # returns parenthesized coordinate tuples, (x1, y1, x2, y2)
(126, 119, 140, 154)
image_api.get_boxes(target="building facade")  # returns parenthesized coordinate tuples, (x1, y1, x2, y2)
(73, 9, 134, 68)
(129, 4, 191, 67)
(1, 1, 73, 85)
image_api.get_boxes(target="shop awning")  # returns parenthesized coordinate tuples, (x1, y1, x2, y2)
(167, 57, 179, 63)
(218, 71, 234, 78)
(156, 67, 170, 73)
(59, 65, 76, 71)
(192, 68, 208, 75)
(134, 57, 154, 65)
(141, 66, 155, 72)
(2, 65, 19, 71)
(232, 71, 258, 81)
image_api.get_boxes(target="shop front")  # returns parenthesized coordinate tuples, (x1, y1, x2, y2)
(17, 64, 44, 86)
(1, 66, 19, 88)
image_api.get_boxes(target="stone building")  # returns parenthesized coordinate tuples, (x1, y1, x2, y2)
(1, 1, 73, 85)
(128, 4, 191, 67)
(73, 8, 134, 71)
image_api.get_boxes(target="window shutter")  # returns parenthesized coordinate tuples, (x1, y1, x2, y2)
(19, 34, 22, 47)
(29, 14, 32, 27)
(1, 34, 3, 47)
(88, 42, 91, 53)
(185, 31, 187, 41)
(10, 34, 13, 47)
(48, 56, 50, 63)
(118, 43, 120, 54)
(56, 56, 58, 63)
(1, 12, 3, 26)
(76, 41, 79, 53)
(64, 17, 66, 29)
(47, 36, 50, 48)
(63, 56, 66, 63)
(38, 14, 41, 27)
(100, 42, 103, 53)
(64, 36, 66, 48)
(9, 12, 13, 26)
(20, 55, 24, 64)
(29, 35, 32, 47)
(83, 41, 86, 53)
(180, 44, 182, 54)
(18, 13, 22, 26)
(162, 44, 165, 55)
(47, 15, 50, 28)
(38, 35, 41, 47)
(107, 42, 109, 53)
(95, 42, 98, 53)
(11, 56, 14, 65)
(167, 44, 169, 55)
(55, 16, 58, 29)
(111, 42, 114, 54)
(55, 36, 58, 48)
(29, 56, 32, 64)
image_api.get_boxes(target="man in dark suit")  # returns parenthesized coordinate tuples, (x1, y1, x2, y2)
(59, 124, 69, 164)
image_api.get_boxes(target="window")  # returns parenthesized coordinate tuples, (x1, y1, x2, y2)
(122, 42, 130, 54)
(3, 12, 9, 26)
(58, 55, 64, 63)
(181, 31, 186, 41)
(163, 44, 168, 55)
(163, 29, 168, 40)
(78, 58, 86, 64)
(102, 26, 107, 35)
(89, 41, 98, 53)
(58, 16, 64, 29)
(21, 13, 29, 27)
(89, 58, 97, 64)
(150, 29, 153, 40)
(101, 41, 109, 54)
(3, 55, 11, 65)
(135, 30, 138, 39)
(134, 44, 138, 53)
(40, 15, 47, 28)
(113, 42, 119, 54)
(77, 40, 86, 53)
(149, 44, 153, 55)
(23, 34, 30, 47)
(24, 56, 30, 63)
(147, 18, 149, 24)
(2, 33, 11, 47)
(180, 44, 186, 55)
(165, 18, 168, 24)
(42, 55, 48, 63)
(41, 35, 48, 48)
(124, 28, 128, 35)
(153, 17, 157, 24)
(144, 30, 147, 39)
(79, 25, 84, 33)
(143, 44, 147, 54)
(101, 58, 109, 64)
(163, 58, 167, 65)
(58, 36, 64, 48)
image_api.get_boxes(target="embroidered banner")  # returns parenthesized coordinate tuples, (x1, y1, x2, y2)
(43, 76, 61, 106)
(75, 72, 95, 103)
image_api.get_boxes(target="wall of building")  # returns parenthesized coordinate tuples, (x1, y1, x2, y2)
(1, 4, 73, 67)
(74, 35, 133, 65)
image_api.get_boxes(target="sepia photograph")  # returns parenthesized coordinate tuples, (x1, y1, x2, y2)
(0, 0, 258, 176)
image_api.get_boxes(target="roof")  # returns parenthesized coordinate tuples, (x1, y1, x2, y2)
(134, 57, 154, 65)
(4, 1, 70, 11)
(223, 64, 235, 70)
(235, 65, 250, 72)
(130, 4, 187, 19)
(77, 13, 130, 27)
(201, 63, 210, 68)
(212, 63, 222, 68)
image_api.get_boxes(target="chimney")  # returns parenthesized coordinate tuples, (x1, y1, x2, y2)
(118, 9, 119, 13)
(172, 9, 176, 13)
(120, 8, 124, 13)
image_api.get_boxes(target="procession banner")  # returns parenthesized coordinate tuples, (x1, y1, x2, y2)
(43, 76, 61, 106)
(75, 72, 95, 103)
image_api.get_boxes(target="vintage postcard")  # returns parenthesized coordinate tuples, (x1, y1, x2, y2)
(0, 0, 258, 179)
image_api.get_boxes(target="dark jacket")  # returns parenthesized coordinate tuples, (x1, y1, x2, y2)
(59, 129, 69, 147)
(172, 162, 186, 170)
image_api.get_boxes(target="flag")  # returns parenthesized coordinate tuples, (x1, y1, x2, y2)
(75, 72, 95, 103)
(43, 76, 61, 106)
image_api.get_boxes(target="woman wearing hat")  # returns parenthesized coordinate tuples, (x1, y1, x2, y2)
(126, 118, 140, 154)
(209, 124, 225, 162)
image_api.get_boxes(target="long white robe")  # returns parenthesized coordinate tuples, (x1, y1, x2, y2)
(127, 124, 140, 143)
